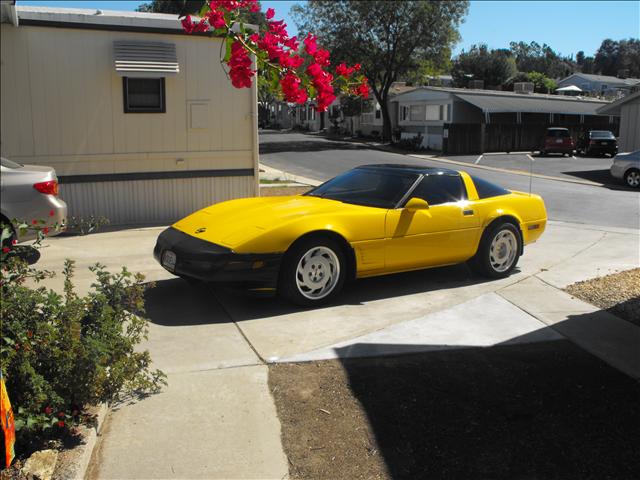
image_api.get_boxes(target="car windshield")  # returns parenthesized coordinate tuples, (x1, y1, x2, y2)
(0, 157, 23, 169)
(306, 168, 419, 208)
(547, 129, 570, 138)
(590, 131, 615, 139)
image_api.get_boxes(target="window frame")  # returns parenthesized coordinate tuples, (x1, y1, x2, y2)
(123, 77, 166, 114)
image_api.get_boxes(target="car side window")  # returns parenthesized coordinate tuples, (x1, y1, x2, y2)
(471, 176, 510, 199)
(409, 174, 467, 206)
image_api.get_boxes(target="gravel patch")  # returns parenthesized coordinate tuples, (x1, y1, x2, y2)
(565, 268, 640, 326)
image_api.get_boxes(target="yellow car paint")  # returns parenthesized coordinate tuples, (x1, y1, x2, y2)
(171, 171, 547, 279)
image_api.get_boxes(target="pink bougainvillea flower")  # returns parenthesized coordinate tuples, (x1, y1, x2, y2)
(303, 33, 318, 56)
(313, 49, 330, 67)
(2, 247, 11, 254)
(336, 63, 355, 77)
(228, 41, 255, 88)
(49, 209, 55, 217)
(57, 421, 65, 428)
(44, 406, 53, 415)
(206, 9, 226, 30)
(31, 219, 38, 225)
(43, 227, 50, 234)
(265, 7, 275, 19)
(11, 239, 17, 245)
(353, 63, 362, 71)
(355, 81, 370, 99)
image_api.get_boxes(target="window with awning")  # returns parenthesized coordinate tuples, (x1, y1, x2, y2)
(113, 40, 179, 77)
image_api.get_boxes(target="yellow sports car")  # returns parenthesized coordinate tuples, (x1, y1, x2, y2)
(154, 164, 546, 305)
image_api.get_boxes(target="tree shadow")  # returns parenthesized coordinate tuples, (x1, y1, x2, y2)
(260, 139, 369, 154)
(331, 319, 640, 479)
(13, 245, 41, 265)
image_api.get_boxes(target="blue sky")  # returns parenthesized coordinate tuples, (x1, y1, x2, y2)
(18, 0, 640, 58)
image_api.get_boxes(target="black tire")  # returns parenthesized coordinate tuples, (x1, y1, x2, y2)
(540, 150, 546, 156)
(468, 221, 521, 279)
(624, 168, 640, 189)
(278, 236, 346, 306)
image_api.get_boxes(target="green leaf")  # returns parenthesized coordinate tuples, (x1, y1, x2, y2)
(224, 37, 233, 63)
(197, 2, 210, 18)
(3, 337, 15, 346)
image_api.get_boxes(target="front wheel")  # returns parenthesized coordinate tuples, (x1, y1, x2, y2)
(625, 169, 640, 188)
(469, 222, 521, 278)
(279, 237, 346, 306)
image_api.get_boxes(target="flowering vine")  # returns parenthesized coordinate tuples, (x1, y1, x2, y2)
(180, 0, 369, 112)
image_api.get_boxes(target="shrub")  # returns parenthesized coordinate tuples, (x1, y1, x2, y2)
(0, 223, 166, 455)
(395, 133, 425, 151)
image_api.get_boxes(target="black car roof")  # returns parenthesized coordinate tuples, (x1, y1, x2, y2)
(355, 164, 460, 176)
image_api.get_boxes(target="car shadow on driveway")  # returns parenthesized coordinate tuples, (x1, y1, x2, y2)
(332, 333, 640, 479)
(207, 263, 499, 323)
(562, 169, 636, 191)
(144, 264, 501, 326)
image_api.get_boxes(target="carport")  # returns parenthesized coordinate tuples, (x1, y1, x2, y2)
(444, 91, 619, 154)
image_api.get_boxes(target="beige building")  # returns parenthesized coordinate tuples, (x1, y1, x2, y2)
(0, 4, 258, 225)
(598, 91, 640, 152)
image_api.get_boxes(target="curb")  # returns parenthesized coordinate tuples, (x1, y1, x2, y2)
(259, 163, 322, 186)
(55, 403, 110, 480)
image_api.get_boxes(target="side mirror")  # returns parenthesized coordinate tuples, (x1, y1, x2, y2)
(404, 197, 429, 211)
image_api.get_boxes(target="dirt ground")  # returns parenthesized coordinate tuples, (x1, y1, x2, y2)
(269, 341, 640, 480)
(565, 268, 640, 325)
(260, 185, 311, 197)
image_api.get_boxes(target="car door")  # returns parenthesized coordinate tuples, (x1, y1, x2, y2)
(384, 173, 481, 271)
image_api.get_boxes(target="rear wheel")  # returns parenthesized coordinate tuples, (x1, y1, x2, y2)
(279, 237, 346, 306)
(625, 169, 640, 188)
(469, 221, 521, 278)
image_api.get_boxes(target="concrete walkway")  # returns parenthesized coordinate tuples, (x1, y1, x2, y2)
(31, 219, 639, 479)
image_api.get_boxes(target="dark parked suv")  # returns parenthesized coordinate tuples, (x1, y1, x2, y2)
(576, 130, 618, 157)
(539, 127, 574, 156)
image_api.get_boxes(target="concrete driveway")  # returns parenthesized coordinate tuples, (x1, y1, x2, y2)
(33, 220, 639, 478)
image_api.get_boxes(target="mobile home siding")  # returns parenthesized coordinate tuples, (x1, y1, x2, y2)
(618, 97, 640, 152)
(0, 24, 258, 224)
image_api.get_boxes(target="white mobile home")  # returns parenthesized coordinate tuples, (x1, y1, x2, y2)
(0, 5, 258, 225)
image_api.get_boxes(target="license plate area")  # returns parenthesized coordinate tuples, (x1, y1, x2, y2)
(555, 138, 563, 144)
(162, 250, 177, 271)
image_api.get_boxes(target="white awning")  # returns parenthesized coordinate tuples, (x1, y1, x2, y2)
(113, 40, 179, 77)
(556, 85, 583, 92)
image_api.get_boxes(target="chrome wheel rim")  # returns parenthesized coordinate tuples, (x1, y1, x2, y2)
(295, 246, 340, 300)
(627, 171, 640, 187)
(489, 230, 518, 273)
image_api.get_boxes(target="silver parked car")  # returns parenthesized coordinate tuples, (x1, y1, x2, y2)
(610, 150, 640, 188)
(1, 157, 68, 243)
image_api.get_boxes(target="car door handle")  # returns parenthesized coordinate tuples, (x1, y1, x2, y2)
(463, 209, 474, 216)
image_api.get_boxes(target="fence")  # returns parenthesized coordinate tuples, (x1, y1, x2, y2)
(444, 121, 620, 155)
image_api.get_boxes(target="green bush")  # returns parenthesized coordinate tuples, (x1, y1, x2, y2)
(0, 224, 166, 453)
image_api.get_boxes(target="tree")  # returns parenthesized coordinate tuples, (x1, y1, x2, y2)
(292, 0, 469, 141)
(526, 71, 557, 93)
(137, 0, 203, 15)
(137, 0, 267, 27)
(178, 1, 369, 112)
(594, 38, 640, 78)
(451, 44, 517, 88)
(509, 41, 575, 78)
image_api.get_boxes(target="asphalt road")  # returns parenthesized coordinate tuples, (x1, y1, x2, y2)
(259, 131, 639, 230)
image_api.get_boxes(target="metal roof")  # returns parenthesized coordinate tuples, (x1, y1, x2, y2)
(15, 5, 184, 30)
(597, 90, 640, 115)
(560, 73, 640, 87)
(453, 92, 610, 116)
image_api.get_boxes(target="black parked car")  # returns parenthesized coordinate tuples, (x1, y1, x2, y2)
(576, 130, 618, 157)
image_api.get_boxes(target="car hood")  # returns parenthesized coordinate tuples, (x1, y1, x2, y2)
(172, 195, 359, 248)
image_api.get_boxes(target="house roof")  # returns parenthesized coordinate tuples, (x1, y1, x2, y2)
(596, 90, 640, 115)
(14, 5, 185, 32)
(559, 73, 640, 87)
(394, 86, 612, 116)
